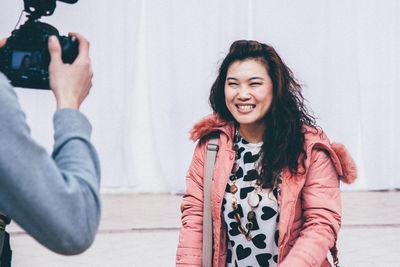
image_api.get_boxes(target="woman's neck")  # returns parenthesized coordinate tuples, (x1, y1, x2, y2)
(238, 123, 265, 143)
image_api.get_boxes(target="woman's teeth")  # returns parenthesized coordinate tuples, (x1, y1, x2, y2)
(237, 105, 255, 110)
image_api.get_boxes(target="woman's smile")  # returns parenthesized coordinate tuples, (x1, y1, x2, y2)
(236, 104, 256, 112)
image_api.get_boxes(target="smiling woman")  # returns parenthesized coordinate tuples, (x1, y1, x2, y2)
(176, 40, 357, 267)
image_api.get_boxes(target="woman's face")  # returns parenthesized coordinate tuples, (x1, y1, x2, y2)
(224, 59, 273, 130)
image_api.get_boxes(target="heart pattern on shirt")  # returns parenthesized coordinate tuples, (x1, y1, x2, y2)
(250, 216, 260, 231)
(226, 248, 232, 263)
(243, 169, 259, 181)
(230, 167, 244, 180)
(273, 187, 278, 199)
(225, 183, 233, 194)
(236, 147, 245, 160)
(236, 245, 251, 260)
(274, 229, 279, 246)
(243, 151, 259, 164)
(222, 198, 227, 212)
(261, 206, 277, 220)
(228, 221, 241, 236)
(256, 253, 272, 267)
(240, 186, 255, 199)
(252, 233, 267, 249)
(273, 254, 278, 263)
(228, 203, 244, 220)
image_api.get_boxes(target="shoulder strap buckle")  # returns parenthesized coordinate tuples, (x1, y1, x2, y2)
(206, 143, 219, 151)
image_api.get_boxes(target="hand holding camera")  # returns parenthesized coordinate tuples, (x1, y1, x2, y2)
(0, 32, 93, 110)
(48, 33, 93, 110)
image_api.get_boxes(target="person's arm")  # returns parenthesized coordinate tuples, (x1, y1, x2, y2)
(176, 142, 206, 266)
(0, 34, 100, 255)
(279, 149, 341, 266)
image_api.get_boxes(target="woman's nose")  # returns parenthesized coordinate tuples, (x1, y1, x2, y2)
(237, 86, 251, 100)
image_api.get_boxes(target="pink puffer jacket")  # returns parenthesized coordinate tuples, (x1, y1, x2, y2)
(176, 114, 357, 267)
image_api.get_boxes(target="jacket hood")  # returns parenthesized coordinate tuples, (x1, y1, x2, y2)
(190, 114, 357, 184)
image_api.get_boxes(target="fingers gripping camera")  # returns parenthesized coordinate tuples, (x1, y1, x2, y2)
(0, 0, 79, 89)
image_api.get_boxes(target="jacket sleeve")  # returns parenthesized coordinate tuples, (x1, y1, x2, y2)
(280, 148, 341, 267)
(176, 141, 206, 266)
(0, 73, 101, 255)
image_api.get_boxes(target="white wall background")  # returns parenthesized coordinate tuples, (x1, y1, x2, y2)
(1, 0, 399, 193)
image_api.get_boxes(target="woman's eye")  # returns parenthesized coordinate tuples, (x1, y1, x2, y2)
(250, 82, 262, 87)
(228, 82, 238, 86)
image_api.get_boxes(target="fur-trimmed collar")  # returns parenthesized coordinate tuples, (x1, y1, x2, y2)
(189, 113, 234, 142)
(189, 113, 357, 184)
(330, 142, 358, 184)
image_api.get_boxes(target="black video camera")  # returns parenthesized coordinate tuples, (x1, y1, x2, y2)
(0, 0, 79, 89)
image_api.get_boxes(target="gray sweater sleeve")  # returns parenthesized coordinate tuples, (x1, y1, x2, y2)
(0, 73, 101, 255)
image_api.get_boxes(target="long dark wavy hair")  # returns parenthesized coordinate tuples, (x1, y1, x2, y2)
(209, 40, 317, 188)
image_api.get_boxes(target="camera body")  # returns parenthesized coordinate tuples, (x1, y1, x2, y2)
(0, 0, 78, 89)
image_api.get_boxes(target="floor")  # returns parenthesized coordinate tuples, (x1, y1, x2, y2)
(7, 191, 400, 267)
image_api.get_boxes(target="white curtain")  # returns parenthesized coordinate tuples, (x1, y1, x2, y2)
(1, 0, 399, 193)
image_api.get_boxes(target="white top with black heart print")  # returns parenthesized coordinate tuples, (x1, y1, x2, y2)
(222, 132, 279, 267)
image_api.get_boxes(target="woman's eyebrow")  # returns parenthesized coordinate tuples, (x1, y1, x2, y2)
(227, 76, 264, 81)
(249, 77, 264, 81)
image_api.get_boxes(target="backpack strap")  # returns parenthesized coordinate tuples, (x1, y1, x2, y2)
(202, 137, 219, 267)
